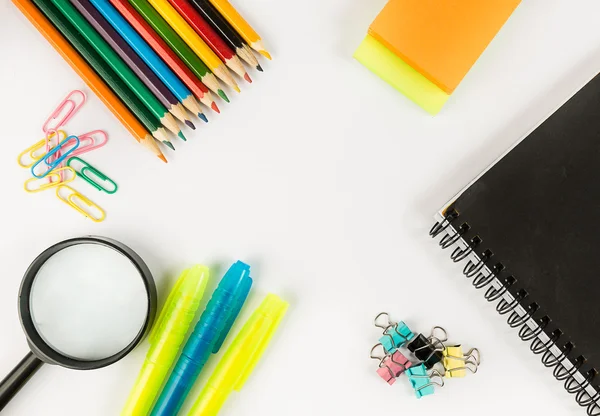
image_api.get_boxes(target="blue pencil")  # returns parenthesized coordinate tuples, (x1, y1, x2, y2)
(88, 0, 207, 121)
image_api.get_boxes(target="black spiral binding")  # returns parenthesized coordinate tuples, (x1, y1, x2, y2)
(430, 209, 599, 413)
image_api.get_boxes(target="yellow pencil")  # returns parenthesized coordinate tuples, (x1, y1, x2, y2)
(208, 0, 271, 59)
(148, 0, 239, 92)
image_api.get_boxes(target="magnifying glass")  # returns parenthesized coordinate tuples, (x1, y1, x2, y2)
(0, 237, 157, 411)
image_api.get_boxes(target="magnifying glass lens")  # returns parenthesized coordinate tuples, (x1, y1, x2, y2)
(29, 244, 149, 361)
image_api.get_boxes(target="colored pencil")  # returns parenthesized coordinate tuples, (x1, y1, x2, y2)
(88, 0, 206, 119)
(189, 0, 261, 71)
(13, 0, 166, 162)
(207, 0, 271, 59)
(70, 0, 196, 130)
(35, 0, 173, 145)
(51, 0, 182, 146)
(147, 0, 240, 92)
(109, 0, 219, 113)
(128, 0, 228, 102)
(167, 0, 250, 82)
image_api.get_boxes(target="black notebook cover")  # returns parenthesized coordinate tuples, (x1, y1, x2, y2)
(431, 72, 600, 413)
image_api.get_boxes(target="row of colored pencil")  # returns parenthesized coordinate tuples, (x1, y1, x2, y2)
(13, 0, 270, 162)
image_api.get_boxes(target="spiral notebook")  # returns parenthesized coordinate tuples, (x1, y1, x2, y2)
(430, 71, 600, 413)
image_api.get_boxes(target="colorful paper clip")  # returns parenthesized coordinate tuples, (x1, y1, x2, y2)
(67, 157, 117, 194)
(56, 185, 106, 222)
(373, 313, 415, 353)
(42, 90, 86, 133)
(24, 167, 75, 193)
(31, 135, 80, 179)
(375, 351, 413, 385)
(443, 345, 480, 378)
(406, 364, 444, 398)
(407, 326, 448, 369)
(63, 130, 108, 157)
(17, 130, 67, 168)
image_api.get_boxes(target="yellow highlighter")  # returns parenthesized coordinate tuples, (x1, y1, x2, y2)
(188, 294, 288, 416)
(122, 265, 209, 416)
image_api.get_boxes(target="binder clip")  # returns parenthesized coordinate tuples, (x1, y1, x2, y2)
(442, 345, 480, 378)
(405, 363, 444, 398)
(373, 312, 415, 353)
(370, 344, 413, 385)
(407, 326, 448, 369)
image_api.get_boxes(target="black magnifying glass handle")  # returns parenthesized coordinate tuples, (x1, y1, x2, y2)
(0, 352, 44, 411)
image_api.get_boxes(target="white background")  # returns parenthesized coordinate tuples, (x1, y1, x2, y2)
(1, 0, 600, 415)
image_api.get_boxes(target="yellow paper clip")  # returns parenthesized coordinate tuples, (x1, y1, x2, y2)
(24, 167, 75, 193)
(56, 185, 106, 222)
(442, 345, 480, 378)
(17, 130, 67, 168)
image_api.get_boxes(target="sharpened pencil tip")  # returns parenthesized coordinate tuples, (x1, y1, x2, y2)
(211, 102, 221, 113)
(158, 154, 168, 163)
(256, 63, 263, 72)
(259, 51, 272, 60)
(244, 73, 252, 83)
(198, 113, 208, 123)
(218, 89, 230, 102)
(178, 131, 187, 141)
(163, 141, 175, 150)
(234, 85, 241, 93)
(185, 120, 196, 130)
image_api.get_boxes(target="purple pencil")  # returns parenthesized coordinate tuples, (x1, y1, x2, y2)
(69, 0, 195, 132)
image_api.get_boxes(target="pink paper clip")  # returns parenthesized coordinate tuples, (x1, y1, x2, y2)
(42, 90, 86, 133)
(68, 130, 108, 157)
(376, 351, 413, 385)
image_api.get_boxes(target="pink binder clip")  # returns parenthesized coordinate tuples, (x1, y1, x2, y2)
(376, 351, 413, 385)
(42, 90, 86, 133)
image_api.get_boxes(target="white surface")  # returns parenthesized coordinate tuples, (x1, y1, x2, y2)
(31, 243, 148, 360)
(1, 1, 600, 415)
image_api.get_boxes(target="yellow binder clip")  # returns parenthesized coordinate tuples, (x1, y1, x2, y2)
(17, 130, 67, 168)
(442, 345, 480, 378)
(56, 185, 106, 222)
(24, 167, 75, 193)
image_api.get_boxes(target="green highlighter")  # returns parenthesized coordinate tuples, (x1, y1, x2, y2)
(121, 265, 209, 416)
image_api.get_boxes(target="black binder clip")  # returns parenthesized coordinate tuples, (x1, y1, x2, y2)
(407, 326, 448, 369)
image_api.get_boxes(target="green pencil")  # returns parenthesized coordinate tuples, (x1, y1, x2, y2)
(128, 0, 229, 102)
(51, 0, 183, 144)
(32, 0, 173, 147)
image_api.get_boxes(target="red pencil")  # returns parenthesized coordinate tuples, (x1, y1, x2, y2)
(167, 0, 251, 83)
(108, 0, 220, 113)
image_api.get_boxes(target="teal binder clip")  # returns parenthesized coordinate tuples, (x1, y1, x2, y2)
(67, 157, 117, 194)
(373, 313, 414, 353)
(406, 363, 444, 398)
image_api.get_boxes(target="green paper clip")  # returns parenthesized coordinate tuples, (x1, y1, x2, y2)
(67, 157, 117, 194)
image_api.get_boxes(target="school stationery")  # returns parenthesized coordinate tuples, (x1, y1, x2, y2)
(42, 90, 86, 133)
(167, 0, 250, 81)
(52, 0, 183, 146)
(122, 266, 209, 416)
(128, 0, 227, 101)
(0, 237, 157, 411)
(355, 0, 520, 114)
(187, 294, 289, 416)
(86, 0, 206, 120)
(108, 0, 219, 112)
(67, 157, 118, 194)
(148, 0, 240, 91)
(207, 0, 271, 59)
(406, 364, 444, 399)
(71, 0, 197, 128)
(190, 0, 260, 71)
(429, 72, 600, 414)
(151, 261, 252, 416)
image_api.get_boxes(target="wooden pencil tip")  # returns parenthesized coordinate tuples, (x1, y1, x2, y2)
(185, 120, 196, 130)
(211, 102, 221, 113)
(244, 73, 252, 83)
(159, 154, 168, 163)
(218, 89, 230, 102)
(259, 51, 272, 60)
(256, 63, 264, 72)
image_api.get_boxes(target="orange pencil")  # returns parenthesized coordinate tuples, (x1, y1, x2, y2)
(207, 0, 271, 59)
(12, 0, 167, 163)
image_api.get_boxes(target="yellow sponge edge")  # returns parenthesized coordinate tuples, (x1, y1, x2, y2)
(354, 34, 450, 115)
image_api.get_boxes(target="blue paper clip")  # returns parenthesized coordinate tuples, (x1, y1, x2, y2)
(406, 364, 444, 399)
(31, 135, 80, 178)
